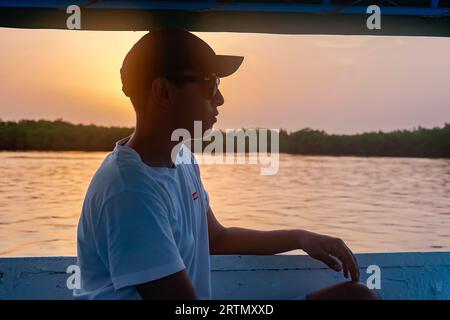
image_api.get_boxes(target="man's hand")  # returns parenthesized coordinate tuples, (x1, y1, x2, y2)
(299, 230, 360, 282)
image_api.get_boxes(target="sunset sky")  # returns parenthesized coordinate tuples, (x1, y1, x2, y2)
(1, 28, 449, 134)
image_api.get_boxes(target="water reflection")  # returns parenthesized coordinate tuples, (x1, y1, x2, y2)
(0, 151, 449, 256)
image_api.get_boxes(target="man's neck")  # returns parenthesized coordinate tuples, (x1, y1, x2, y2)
(125, 127, 179, 168)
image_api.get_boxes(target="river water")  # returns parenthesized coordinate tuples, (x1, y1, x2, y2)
(0, 151, 449, 256)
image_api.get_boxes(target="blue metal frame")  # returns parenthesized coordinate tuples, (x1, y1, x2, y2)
(0, 0, 449, 36)
(0, 0, 449, 16)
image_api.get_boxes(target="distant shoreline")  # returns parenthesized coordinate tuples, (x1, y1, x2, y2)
(1, 119, 449, 158)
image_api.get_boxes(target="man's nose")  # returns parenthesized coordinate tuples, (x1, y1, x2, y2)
(212, 89, 224, 107)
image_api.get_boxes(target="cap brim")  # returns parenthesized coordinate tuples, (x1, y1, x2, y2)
(213, 55, 244, 78)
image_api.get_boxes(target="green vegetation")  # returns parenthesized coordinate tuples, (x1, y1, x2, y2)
(0, 119, 133, 151)
(1, 119, 449, 158)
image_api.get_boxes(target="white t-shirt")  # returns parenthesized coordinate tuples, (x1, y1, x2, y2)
(74, 136, 211, 299)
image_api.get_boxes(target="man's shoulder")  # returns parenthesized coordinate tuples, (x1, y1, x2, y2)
(85, 150, 162, 205)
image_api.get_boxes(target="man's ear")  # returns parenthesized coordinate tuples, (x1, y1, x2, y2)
(151, 77, 171, 109)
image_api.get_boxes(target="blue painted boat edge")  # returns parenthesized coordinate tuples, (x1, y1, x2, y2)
(0, 252, 449, 299)
(211, 251, 450, 270)
(1, 251, 449, 269)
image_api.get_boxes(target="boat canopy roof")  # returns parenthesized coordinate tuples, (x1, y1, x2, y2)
(0, 0, 449, 36)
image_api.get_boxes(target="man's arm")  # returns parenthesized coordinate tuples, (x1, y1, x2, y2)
(207, 205, 299, 255)
(207, 207, 360, 281)
(136, 269, 198, 300)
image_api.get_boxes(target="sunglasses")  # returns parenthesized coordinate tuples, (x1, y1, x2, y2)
(166, 74, 220, 100)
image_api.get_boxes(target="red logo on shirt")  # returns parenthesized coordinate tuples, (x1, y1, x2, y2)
(192, 191, 199, 200)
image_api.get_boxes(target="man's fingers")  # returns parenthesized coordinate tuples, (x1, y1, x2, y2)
(317, 251, 342, 272)
(333, 242, 360, 281)
(341, 243, 360, 281)
(344, 243, 360, 281)
(342, 260, 349, 278)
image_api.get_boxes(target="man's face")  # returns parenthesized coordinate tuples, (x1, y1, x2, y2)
(169, 71, 224, 136)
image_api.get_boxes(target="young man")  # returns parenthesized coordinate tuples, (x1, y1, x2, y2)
(75, 29, 379, 300)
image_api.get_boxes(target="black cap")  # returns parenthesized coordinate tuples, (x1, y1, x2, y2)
(120, 28, 244, 98)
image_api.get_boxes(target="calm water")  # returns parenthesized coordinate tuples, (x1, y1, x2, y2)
(0, 151, 449, 257)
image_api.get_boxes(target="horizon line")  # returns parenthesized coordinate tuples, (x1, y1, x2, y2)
(1, 117, 449, 136)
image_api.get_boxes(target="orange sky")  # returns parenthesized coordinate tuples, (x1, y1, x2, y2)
(1, 28, 449, 134)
